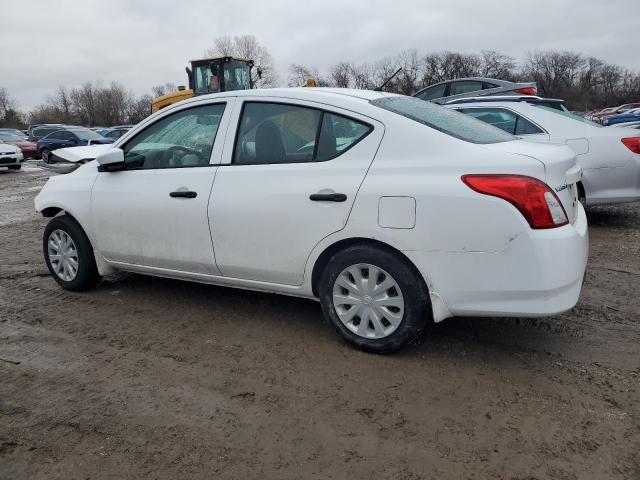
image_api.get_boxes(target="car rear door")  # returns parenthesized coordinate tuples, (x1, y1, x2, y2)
(208, 98, 384, 286)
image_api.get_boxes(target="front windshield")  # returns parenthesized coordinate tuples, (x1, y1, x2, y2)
(72, 130, 104, 140)
(0, 131, 24, 141)
(534, 105, 602, 127)
(223, 61, 252, 91)
(371, 96, 514, 144)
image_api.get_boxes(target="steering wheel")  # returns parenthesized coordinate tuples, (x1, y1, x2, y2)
(162, 145, 205, 166)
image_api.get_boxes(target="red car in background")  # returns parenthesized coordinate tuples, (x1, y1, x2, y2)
(593, 103, 640, 120)
(0, 129, 38, 158)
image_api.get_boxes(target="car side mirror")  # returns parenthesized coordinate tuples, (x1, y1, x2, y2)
(96, 148, 125, 172)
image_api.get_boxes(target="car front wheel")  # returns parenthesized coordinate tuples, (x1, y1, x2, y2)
(318, 244, 429, 353)
(43, 215, 101, 291)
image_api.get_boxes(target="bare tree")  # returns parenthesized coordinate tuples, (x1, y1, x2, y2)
(479, 50, 516, 80)
(0, 88, 24, 128)
(205, 35, 278, 87)
(151, 82, 177, 98)
(287, 64, 330, 87)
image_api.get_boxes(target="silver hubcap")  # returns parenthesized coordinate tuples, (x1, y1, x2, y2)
(332, 263, 405, 339)
(48, 229, 79, 281)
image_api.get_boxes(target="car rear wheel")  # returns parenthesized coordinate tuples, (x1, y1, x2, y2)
(318, 244, 429, 354)
(41, 149, 51, 163)
(43, 215, 101, 291)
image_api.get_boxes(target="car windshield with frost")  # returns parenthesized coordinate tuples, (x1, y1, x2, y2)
(371, 96, 514, 144)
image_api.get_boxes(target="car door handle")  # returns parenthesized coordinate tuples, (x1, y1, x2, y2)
(309, 192, 347, 202)
(169, 190, 197, 198)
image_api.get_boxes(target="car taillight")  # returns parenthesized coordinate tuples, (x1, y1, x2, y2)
(461, 174, 568, 229)
(513, 87, 537, 96)
(621, 137, 640, 154)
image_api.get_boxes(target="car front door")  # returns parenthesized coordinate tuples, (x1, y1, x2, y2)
(91, 100, 232, 274)
(209, 99, 384, 286)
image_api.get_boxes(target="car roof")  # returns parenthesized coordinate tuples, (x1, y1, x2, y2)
(164, 88, 398, 116)
(446, 96, 564, 106)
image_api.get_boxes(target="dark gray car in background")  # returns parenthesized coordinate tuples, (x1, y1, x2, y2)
(413, 77, 538, 104)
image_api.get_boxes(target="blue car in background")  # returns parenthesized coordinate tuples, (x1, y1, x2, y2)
(37, 128, 114, 163)
(603, 108, 640, 126)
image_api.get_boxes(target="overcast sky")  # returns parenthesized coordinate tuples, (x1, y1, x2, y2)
(1, 0, 638, 110)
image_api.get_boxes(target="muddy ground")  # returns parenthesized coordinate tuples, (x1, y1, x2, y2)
(1, 165, 639, 480)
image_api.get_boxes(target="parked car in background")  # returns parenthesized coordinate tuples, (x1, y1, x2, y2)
(602, 108, 640, 126)
(0, 130, 38, 158)
(611, 121, 640, 130)
(37, 128, 115, 163)
(447, 100, 640, 205)
(36, 88, 587, 353)
(0, 142, 25, 170)
(28, 124, 73, 143)
(413, 77, 537, 104)
(592, 103, 640, 122)
(102, 127, 132, 140)
(0, 127, 27, 140)
(446, 95, 567, 111)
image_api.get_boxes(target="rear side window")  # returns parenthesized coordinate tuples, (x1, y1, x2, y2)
(371, 97, 513, 144)
(233, 102, 371, 165)
(450, 81, 483, 96)
(458, 108, 544, 135)
(415, 84, 447, 101)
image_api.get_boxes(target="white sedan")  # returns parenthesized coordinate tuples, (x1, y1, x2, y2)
(0, 142, 24, 170)
(446, 100, 640, 205)
(34, 89, 588, 353)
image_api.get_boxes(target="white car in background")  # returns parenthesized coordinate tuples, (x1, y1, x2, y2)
(612, 121, 640, 130)
(0, 142, 24, 170)
(35, 89, 587, 353)
(447, 100, 640, 205)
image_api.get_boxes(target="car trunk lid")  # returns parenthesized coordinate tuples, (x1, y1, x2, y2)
(482, 140, 581, 224)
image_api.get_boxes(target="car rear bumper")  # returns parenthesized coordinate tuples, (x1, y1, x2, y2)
(406, 203, 589, 321)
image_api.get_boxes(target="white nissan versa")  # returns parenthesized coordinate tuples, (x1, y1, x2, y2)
(34, 89, 588, 353)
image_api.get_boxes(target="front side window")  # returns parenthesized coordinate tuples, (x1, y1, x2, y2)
(122, 103, 225, 169)
(55, 131, 74, 141)
(233, 102, 371, 165)
(371, 97, 513, 144)
(458, 108, 544, 135)
(415, 83, 446, 101)
(449, 81, 483, 96)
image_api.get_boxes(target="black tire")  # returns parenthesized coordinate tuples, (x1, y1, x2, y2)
(318, 244, 430, 354)
(43, 214, 101, 291)
(41, 149, 51, 164)
(8, 165, 21, 170)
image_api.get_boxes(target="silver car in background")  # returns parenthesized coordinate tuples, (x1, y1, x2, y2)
(413, 77, 538, 104)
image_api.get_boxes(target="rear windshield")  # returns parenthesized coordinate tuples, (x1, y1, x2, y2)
(72, 129, 103, 141)
(534, 105, 602, 127)
(371, 97, 514, 144)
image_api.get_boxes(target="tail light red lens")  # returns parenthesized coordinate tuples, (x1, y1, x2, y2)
(461, 174, 568, 229)
(513, 87, 537, 96)
(621, 137, 640, 154)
